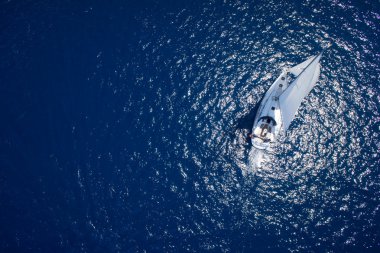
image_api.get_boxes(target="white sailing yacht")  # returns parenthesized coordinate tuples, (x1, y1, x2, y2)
(250, 51, 324, 151)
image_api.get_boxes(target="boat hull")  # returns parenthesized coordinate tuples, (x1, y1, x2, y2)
(251, 71, 287, 151)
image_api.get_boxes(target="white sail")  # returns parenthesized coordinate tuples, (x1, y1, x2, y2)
(279, 54, 322, 131)
(289, 56, 314, 76)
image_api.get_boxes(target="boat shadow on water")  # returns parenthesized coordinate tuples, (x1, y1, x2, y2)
(232, 96, 263, 142)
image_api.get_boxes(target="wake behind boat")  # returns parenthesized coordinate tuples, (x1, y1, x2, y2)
(250, 51, 324, 152)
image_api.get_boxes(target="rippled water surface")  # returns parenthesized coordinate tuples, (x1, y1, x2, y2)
(1, 0, 379, 252)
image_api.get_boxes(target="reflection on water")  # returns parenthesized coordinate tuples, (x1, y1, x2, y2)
(1, 0, 379, 252)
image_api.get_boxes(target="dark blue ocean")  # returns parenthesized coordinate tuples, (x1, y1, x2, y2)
(1, 0, 379, 252)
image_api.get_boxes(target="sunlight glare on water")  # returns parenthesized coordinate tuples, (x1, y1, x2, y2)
(1, 0, 379, 252)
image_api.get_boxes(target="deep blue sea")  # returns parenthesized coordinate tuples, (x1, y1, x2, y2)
(1, 0, 379, 252)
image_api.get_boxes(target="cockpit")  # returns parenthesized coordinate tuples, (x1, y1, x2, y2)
(252, 116, 276, 142)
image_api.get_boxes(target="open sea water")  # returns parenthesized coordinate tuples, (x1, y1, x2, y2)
(1, 0, 379, 252)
